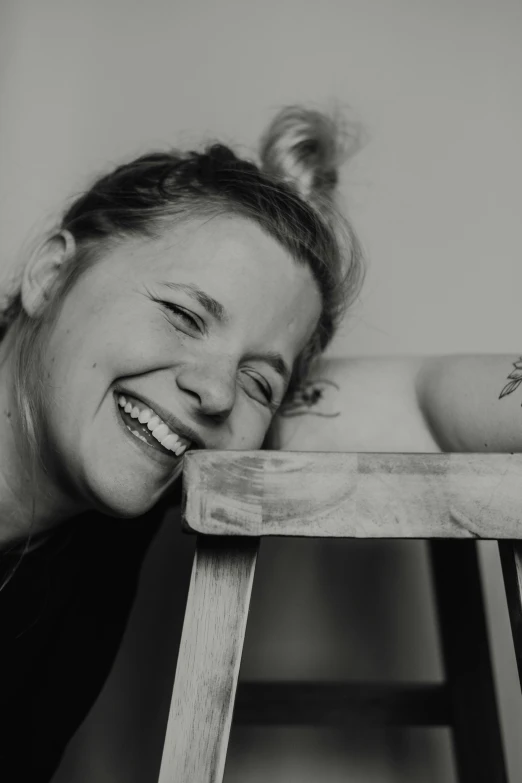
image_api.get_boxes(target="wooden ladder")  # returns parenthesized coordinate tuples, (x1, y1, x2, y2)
(156, 451, 522, 783)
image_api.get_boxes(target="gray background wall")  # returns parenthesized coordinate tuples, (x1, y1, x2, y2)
(1, 0, 521, 780)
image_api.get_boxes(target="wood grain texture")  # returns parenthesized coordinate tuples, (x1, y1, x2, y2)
(157, 535, 259, 783)
(182, 451, 522, 539)
(499, 541, 522, 688)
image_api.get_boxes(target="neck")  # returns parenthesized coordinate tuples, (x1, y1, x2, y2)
(0, 328, 84, 548)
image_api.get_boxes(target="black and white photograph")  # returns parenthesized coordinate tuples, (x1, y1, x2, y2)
(1, 1, 521, 781)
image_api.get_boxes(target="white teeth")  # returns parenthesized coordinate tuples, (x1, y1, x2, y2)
(174, 442, 187, 456)
(152, 423, 170, 441)
(161, 433, 180, 450)
(147, 416, 161, 431)
(127, 426, 148, 444)
(117, 394, 192, 454)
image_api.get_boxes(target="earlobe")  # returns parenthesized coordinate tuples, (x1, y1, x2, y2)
(21, 230, 76, 317)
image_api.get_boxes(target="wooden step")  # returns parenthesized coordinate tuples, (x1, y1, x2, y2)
(234, 681, 450, 726)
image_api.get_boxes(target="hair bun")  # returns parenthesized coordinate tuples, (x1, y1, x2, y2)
(259, 105, 356, 207)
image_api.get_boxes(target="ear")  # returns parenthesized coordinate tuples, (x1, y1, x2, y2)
(21, 230, 76, 317)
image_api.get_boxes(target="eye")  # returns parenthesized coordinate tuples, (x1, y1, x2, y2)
(241, 370, 276, 409)
(161, 302, 202, 333)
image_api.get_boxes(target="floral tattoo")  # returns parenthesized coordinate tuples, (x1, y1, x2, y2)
(279, 378, 341, 418)
(499, 358, 522, 401)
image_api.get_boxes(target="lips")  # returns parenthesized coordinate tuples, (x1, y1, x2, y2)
(117, 394, 190, 452)
(118, 404, 178, 456)
(114, 389, 205, 449)
(113, 400, 180, 466)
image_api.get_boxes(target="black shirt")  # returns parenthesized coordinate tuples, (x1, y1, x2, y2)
(0, 504, 167, 782)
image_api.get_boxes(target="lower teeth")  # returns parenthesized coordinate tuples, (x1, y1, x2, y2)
(124, 420, 178, 456)
(126, 424, 150, 445)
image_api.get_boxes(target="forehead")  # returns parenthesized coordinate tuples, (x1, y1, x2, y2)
(141, 215, 306, 282)
(115, 215, 322, 350)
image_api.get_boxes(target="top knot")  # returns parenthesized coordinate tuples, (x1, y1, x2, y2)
(259, 105, 356, 207)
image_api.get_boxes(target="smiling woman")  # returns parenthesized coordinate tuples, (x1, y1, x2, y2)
(11, 215, 323, 521)
(0, 105, 364, 780)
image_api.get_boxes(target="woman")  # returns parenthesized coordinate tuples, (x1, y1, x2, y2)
(0, 106, 363, 780)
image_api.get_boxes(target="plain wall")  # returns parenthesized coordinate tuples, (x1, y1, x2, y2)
(1, 0, 521, 781)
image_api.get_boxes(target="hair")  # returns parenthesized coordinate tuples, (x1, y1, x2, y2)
(0, 105, 364, 577)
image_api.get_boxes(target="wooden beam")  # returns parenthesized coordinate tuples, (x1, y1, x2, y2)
(234, 682, 450, 726)
(429, 541, 508, 782)
(182, 451, 522, 539)
(158, 536, 259, 783)
(499, 541, 522, 688)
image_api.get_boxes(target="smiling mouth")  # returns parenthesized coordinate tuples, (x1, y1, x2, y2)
(114, 393, 192, 459)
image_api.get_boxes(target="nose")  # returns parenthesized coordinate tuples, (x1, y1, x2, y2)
(176, 358, 236, 422)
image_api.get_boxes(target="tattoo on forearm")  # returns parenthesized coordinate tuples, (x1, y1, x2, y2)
(499, 358, 522, 400)
(280, 378, 341, 418)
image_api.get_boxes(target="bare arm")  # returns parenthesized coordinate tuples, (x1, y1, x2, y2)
(269, 356, 439, 453)
(416, 354, 522, 452)
(269, 354, 522, 454)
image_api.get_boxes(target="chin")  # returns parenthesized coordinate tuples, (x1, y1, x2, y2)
(83, 466, 183, 519)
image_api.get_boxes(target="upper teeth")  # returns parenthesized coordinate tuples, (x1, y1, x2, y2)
(117, 395, 191, 456)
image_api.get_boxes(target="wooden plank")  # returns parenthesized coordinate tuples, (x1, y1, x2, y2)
(429, 541, 507, 783)
(158, 536, 259, 783)
(234, 681, 450, 726)
(182, 451, 522, 539)
(499, 541, 522, 688)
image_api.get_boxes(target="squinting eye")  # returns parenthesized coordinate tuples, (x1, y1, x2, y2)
(241, 370, 274, 408)
(161, 302, 201, 332)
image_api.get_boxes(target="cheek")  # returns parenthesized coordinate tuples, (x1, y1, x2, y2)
(237, 431, 261, 448)
(230, 400, 272, 450)
(47, 281, 161, 373)
(62, 314, 182, 384)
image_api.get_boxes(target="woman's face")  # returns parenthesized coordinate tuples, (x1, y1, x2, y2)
(36, 215, 322, 517)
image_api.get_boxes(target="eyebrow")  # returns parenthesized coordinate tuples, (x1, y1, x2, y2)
(159, 281, 228, 323)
